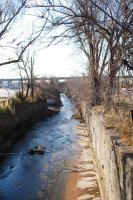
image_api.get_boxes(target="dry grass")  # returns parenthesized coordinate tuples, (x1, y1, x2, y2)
(94, 105, 133, 146)
(93, 105, 105, 114)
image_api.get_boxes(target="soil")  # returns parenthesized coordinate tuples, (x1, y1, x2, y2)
(63, 123, 101, 200)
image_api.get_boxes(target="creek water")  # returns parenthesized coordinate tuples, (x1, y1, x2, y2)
(0, 94, 81, 200)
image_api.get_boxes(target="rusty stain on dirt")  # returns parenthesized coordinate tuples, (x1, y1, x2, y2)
(64, 123, 101, 200)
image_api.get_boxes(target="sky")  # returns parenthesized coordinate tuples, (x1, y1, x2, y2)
(0, 43, 86, 79)
(0, 1, 87, 79)
(34, 43, 86, 77)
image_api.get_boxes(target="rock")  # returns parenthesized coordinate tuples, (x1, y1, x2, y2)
(37, 145, 45, 154)
(28, 145, 45, 154)
(72, 108, 82, 120)
(28, 149, 35, 154)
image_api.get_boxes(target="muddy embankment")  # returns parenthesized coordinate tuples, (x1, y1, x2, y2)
(0, 98, 61, 155)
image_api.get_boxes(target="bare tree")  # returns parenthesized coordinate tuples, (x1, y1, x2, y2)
(16, 49, 36, 98)
(0, 0, 50, 67)
(28, 0, 133, 108)
(0, 0, 27, 66)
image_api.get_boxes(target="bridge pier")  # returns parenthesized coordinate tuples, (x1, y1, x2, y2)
(7, 81, 13, 88)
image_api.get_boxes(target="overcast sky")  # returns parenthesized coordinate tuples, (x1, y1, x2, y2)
(34, 43, 87, 77)
(0, 43, 87, 79)
(0, 1, 87, 79)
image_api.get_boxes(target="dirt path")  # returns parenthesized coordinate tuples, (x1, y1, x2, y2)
(64, 123, 102, 200)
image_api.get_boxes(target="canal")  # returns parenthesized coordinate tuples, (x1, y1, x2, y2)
(0, 94, 81, 200)
(0, 94, 101, 200)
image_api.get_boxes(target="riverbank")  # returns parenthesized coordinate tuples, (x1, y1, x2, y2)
(0, 102, 60, 157)
(81, 102, 133, 200)
(63, 122, 101, 200)
(50, 122, 102, 200)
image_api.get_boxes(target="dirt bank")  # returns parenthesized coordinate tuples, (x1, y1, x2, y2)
(63, 123, 101, 200)
(0, 107, 59, 158)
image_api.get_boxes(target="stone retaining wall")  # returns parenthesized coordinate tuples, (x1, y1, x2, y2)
(81, 102, 133, 200)
(0, 100, 47, 144)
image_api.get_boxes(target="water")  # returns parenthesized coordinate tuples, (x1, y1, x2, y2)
(0, 94, 80, 200)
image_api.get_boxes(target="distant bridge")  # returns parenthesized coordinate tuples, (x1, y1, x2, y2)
(0, 77, 81, 88)
(0, 77, 72, 82)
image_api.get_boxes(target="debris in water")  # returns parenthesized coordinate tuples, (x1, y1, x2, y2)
(28, 145, 45, 154)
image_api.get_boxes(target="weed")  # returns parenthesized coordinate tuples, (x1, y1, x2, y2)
(0, 105, 13, 116)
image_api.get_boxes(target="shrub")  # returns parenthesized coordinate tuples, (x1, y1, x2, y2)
(15, 91, 26, 101)
(25, 96, 34, 103)
(0, 105, 13, 116)
(10, 97, 22, 105)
